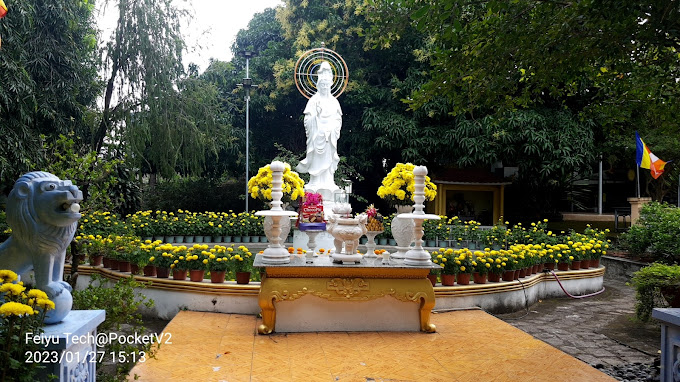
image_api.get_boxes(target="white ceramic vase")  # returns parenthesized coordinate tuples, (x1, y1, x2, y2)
(391, 205, 414, 259)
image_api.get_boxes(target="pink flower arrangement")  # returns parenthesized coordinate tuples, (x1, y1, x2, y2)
(303, 192, 323, 207)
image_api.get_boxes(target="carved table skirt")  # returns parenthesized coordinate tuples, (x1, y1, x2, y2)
(254, 255, 437, 334)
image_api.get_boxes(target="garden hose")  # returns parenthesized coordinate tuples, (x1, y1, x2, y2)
(548, 269, 606, 298)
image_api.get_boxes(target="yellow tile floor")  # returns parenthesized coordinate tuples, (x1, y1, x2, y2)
(129, 310, 615, 381)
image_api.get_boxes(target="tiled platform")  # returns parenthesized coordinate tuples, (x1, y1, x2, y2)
(129, 310, 615, 381)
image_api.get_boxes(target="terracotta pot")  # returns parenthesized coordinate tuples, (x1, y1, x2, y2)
(172, 269, 187, 280)
(557, 262, 569, 271)
(109, 259, 119, 270)
(580, 259, 590, 269)
(456, 273, 470, 285)
(130, 264, 140, 274)
(90, 255, 103, 266)
(514, 270, 520, 280)
(427, 274, 438, 287)
(102, 257, 111, 268)
(73, 254, 86, 264)
(533, 264, 541, 274)
(570, 261, 581, 270)
(441, 274, 455, 286)
(473, 272, 487, 284)
(210, 271, 226, 283)
(518, 268, 527, 278)
(189, 270, 205, 282)
(143, 265, 157, 277)
(502, 270, 515, 282)
(488, 272, 501, 282)
(544, 263, 555, 271)
(118, 261, 131, 273)
(591, 259, 600, 268)
(235, 272, 251, 285)
(156, 267, 169, 278)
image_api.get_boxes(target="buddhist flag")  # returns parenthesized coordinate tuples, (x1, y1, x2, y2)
(636, 131, 667, 179)
(0, 0, 7, 19)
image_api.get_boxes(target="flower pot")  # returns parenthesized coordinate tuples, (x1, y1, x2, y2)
(210, 271, 226, 283)
(502, 270, 515, 281)
(109, 259, 119, 270)
(204, 236, 213, 243)
(570, 260, 581, 270)
(73, 254, 86, 264)
(388, 239, 397, 246)
(213, 236, 223, 242)
(250, 236, 259, 243)
(184, 235, 195, 243)
(259, 236, 267, 243)
(514, 270, 520, 280)
(518, 268, 526, 278)
(174, 235, 184, 243)
(153, 235, 164, 242)
(224, 236, 233, 243)
(143, 236, 152, 242)
(378, 238, 388, 245)
(427, 274, 438, 287)
(591, 259, 600, 268)
(143, 265, 157, 277)
(156, 267, 170, 278)
(456, 273, 471, 285)
(90, 255, 103, 266)
(172, 269, 187, 280)
(426, 240, 437, 248)
(488, 272, 501, 282)
(233, 236, 242, 243)
(580, 259, 590, 268)
(195, 236, 204, 243)
(118, 260, 131, 273)
(242, 236, 251, 243)
(391, 205, 415, 259)
(544, 263, 555, 271)
(473, 273, 487, 284)
(557, 262, 569, 271)
(189, 270, 205, 282)
(164, 236, 175, 244)
(533, 264, 541, 274)
(235, 272, 251, 285)
(441, 274, 455, 286)
(102, 257, 111, 268)
(130, 264, 140, 274)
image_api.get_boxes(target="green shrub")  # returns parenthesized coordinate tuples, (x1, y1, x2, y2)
(620, 202, 680, 263)
(73, 275, 155, 381)
(630, 263, 680, 322)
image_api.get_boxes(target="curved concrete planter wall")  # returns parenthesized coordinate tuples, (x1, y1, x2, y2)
(70, 265, 605, 320)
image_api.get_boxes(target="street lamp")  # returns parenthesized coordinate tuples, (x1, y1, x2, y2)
(238, 51, 257, 212)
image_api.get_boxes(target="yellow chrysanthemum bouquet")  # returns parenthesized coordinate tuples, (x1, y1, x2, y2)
(377, 163, 437, 206)
(248, 163, 305, 204)
(0, 269, 55, 379)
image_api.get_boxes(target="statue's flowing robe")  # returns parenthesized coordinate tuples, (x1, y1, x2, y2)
(296, 93, 342, 190)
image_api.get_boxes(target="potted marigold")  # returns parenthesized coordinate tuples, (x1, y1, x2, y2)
(206, 245, 230, 283)
(226, 245, 253, 284)
(147, 243, 176, 278)
(433, 248, 456, 286)
(453, 249, 474, 285)
(184, 244, 211, 282)
(472, 251, 491, 284)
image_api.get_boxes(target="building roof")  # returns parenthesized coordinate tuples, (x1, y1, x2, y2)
(431, 168, 512, 186)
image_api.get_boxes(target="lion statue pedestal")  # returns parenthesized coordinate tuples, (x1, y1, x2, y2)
(0, 171, 83, 324)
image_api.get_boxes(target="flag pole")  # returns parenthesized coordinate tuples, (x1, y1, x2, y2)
(636, 166, 640, 198)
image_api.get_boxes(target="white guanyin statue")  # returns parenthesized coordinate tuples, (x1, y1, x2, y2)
(296, 61, 341, 192)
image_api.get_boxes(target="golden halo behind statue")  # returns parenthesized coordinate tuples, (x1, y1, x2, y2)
(294, 46, 348, 99)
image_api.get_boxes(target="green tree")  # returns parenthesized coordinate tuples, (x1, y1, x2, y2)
(0, 0, 100, 189)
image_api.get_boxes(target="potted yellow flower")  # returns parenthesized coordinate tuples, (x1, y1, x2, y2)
(248, 163, 304, 243)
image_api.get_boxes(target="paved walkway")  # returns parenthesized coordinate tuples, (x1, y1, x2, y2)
(129, 310, 615, 381)
(495, 278, 660, 368)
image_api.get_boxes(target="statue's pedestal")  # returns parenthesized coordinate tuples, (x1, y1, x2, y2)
(37, 310, 106, 382)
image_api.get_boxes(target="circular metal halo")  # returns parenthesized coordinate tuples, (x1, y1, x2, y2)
(294, 47, 349, 99)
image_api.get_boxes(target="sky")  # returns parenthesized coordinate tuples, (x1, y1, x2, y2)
(97, 0, 284, 72)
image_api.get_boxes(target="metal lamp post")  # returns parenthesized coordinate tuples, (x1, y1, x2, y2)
(239, 51, 257, 213)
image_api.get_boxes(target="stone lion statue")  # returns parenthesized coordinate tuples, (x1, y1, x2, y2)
(0, 171, 82, 323)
